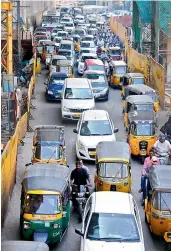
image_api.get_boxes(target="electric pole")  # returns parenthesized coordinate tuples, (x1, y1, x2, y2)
(17, 0, 22, 73)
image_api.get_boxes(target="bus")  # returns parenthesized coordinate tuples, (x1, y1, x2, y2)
(42, 11, 60, 27)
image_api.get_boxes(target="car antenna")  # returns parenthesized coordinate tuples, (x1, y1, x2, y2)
(47, 149, 56, 163)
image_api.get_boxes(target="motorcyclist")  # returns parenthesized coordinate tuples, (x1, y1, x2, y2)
(139, 151, 160, 206)
(160, 116, 171, 142)
(70, 161, 91, 209)
(79, 159, 90, 178)
(152, 134, 171, 164)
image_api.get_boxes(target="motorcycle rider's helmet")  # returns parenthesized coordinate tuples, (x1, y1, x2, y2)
(158, 134, 165, 142)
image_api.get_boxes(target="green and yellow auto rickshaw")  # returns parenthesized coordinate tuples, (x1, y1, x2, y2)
(56, 60, 74, 78)
(144, 165, 171, 249)
(20, 164, 70, 244)
(95, 141, 132, 193)
(32, 125, 66, 165)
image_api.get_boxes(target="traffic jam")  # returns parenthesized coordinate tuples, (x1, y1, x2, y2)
(2, 5, 171, 251)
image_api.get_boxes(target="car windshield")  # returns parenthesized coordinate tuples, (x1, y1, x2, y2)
(75, 30, 85, 36)
(58, 33, 67, 37)
(58, 51, 71, 57)
(64, 88, 93, 99)
(80, 50, 91, 54)
(84, 37, 93, 41)
(60, 44, 72, 50)
(87, 74, 105, 83)
(115, 66, 127, 74)
(132, 78, 144, 85)
(135, 104, 154, 111)
(88, 65, 104, 71)
(65, 23, 73, 27)
(81, 56, 97, 62)
(81, 42, 90, 48)
(52, 29, 58, 33)
(50, 76, 66, 85)
(153, 192, 171, 211)
(35, 145, 60, 160)
(80, 120, 112, 136)
(54, 38, 61, 43)
(24, 194, 61, 215)
(99, 163, 128, 178)
(87, 213, 140, 242)
(131, 123, 155, 136)
(110, 49, 121, 55)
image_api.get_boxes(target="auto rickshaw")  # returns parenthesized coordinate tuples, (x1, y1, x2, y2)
(127, 110, 157, 163)
(32, 125, 66, 165)
(2, 241, 49, 251)
(42, 41, 58, 66)
(123, 84, 159, 112)
(56, 60, 74, 78)
(144, 165, 171, 248)
(95, 141, 131, 193)
(72, 34, 81, 52)
(20, 164, 70, 244)
(108, 46, 122, 61)
(122, 73, 145, 98)
(108, 60, 127, 88)
(124, 95, 156, 131)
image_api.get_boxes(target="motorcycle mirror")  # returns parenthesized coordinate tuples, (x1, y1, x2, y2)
(44, 82, 47, 85)
(25, 163, 32, 167)
(114, 128, 119, 133)
(73, 129, 78, 134)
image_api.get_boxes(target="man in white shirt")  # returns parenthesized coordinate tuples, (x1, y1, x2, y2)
(153, 134, 171, 164)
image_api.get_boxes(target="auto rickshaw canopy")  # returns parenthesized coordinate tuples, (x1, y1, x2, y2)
(128, 110, 157, 124)
(33, 125, 65, 145)
(123, 72, 144, 79)
(125, 84, 158, 101)
(57, 59, 72, 67)
(2, 241, 49, 251)
(96, 141, 130, 163)
(126, 94, 154, 106)
(22, 164, 69, 193)
(110, 60, 127, 67)
(148, 165, 171, 191)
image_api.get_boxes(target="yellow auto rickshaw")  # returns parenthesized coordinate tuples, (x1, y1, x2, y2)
(20, 164, 70, 244)
(32, 125, 66, 165)
(123, 95, 156, 130)
(109, 60, 127, 88)
(95, 141, 132, 193)
(123, 84, 159, 112)
(56, 60, 74, 78)
(127, 110, 157, 163)
(144, 164, 171, 248)
(42, 41, 58, 65)
(72, 34, 81, 52)
(122, 73, 145, 98)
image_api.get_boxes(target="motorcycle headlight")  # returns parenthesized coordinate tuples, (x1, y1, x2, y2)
(24, 222, 31, 229)
(78, 192, 84, 197)
(52, 223, 59, 229)
(48, 90, 53, 94)
(78, 140, 85, 151)
(63, 106, 70, 112)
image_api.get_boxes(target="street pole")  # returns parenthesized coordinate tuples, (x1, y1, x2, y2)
(17, 0, 22, 74)
(7, 80, 11, 136)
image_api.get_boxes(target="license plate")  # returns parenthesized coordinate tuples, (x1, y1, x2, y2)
(140, 150, 146, 155)
(89, 151, 96, 156)
(72, 114, 80, 118)
(55, 94, 60, 98)
(95, 94, 101, 98)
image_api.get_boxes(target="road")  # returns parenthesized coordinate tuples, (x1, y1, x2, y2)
(2, 64, 167, 251)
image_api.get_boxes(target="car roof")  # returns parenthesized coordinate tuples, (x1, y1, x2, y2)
(81, 53, 97, 57)
(82, 109, 108, 121)
(84, 70, 105, 75)
(66, 78, 89, 88)
(85, 59, 103, 65)
(110, 60, 127, 66)
(91, 192, 134, 214)
(81, 41, 92, 43)
(60, 40, 73, 44)
(50, 72, 68, 78)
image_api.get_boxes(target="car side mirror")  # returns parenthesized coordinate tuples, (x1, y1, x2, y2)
(73, 129, 78, 133)
(75, 229, 84, 237)
(114, 128, 119, 133)
(44, 82, 48, 85)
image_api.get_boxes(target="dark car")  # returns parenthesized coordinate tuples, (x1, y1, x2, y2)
(45, 72, 67, 101)
(83, 70, 109, 101)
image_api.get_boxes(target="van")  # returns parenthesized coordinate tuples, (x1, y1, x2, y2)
(61, 78, 95, 120)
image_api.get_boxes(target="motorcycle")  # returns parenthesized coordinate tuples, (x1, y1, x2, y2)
(71, 184, 90, 222)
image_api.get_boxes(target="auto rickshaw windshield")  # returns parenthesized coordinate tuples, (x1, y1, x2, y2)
(130, 122, 155, 136)
(152, 191, 171, 211)
(99, 163, 128, 178)
(35, 145, 61, 159)
(135, 104, 154, 111)
(24, 194, 61, 215)
(132, 78, 144, 85)
(115, 66, 127, 74)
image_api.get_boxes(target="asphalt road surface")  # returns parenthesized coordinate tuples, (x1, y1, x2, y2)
(2, 63, 167, 251)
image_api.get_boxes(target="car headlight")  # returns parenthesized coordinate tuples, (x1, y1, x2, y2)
(63, 106, 70, 112)
(100, 87, 109, 94)
(24, 222, 31, 229)
(78, 140, 85, 151)
(48, 90, 53, 94)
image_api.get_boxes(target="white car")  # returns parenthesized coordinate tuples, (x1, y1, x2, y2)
(61, 78, 95, 120)
(73, 110, 118, 161)
(77, 53, 97, 75)
(53, 36, 62, 48)
(84, 35, 94, 42)
(80, 41, 96, 54)
(60, 17, 73, 25)
(51, 28, 59, 40)
(64, 22, 75, 33)
(56, 31, 68, 39)
(75, 192, 145, 251)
